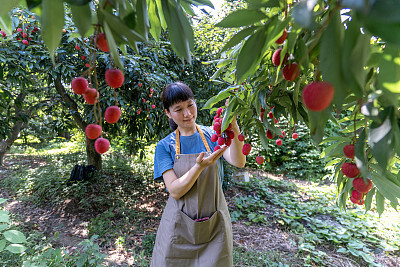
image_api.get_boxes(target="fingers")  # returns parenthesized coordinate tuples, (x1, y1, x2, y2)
(196, 152, 205, 163)
(209, 145, 228, 161)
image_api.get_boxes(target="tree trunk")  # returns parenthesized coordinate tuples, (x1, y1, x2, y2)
(86, 138, 102, 170)
(53, 75, 102, 170)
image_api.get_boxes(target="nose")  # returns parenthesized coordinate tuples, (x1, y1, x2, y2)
(183, 108, 191, 117)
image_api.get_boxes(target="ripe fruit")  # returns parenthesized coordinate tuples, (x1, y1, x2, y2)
(0, 30, 6, 38)
(268, 111, 273, 119)
(351, 190, 363, 200)
(142, 99, 146, 103)
(292, 133, 298, 139)
(81, 55, 86, 60)
(137, 109, 141, 114)
(225, 138, 232, 146)
(71, 77, 89, 95)
(83, 88, 99, 105)
(350, 196, 364, 205)
(353, 178, 373, 193)
(266, 130, 274, 139)
(280, 131, 285, 138)
(217, 107, 224, 116)
(275, 29, 287, 44)
(341, 162, 360, 178)
(95, 33, 109, 52)
(151, 104, 156, 109)
(104, 106, 121, 124)
(21, 32, 27, 38)
(282, 63, 300, 81)
(238, 134, 245, 141)
(75, 45, 80, 50)
(95, 138, 110, 154)
(256, 156, 264, 165)
(302, 81, 335, 111)
(85, 63, 90, 68)
(213, 122, 221, 133)
(227, 130, 235, 140)
(242, 143, 251, 156)
(85, 124, 102, 139)
(343, 144, 355, 159)
(211, 134, 218, 142)
(276, 139, 282, 146)
(272, 48, 288, 66)
(17, 28, 22, 32)
(214, 145, 221, 152)
(218, 137, 225, 146)
(105, 69, 124, 88)
(138, 82, 142, 87)
(22, 40, 28, 45)
(275, 118, 278, 124)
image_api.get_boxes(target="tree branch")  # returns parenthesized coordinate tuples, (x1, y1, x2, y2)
(53, 74, 87, 131)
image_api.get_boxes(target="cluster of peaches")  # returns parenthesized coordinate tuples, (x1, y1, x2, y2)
(341, 144, 373, 205)
(70, 33, 124, 155)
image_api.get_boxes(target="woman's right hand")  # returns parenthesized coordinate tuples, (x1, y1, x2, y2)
(195, 146, 228, 169)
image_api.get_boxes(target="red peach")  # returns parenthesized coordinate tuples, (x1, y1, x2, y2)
(71, 77, 89, 95)
(105, 69, 124, 88)
(83, 88, 99, 105)
(95, 138, 110, 154)
(95, 33, 109, 52)
(104, 106, 121, 124)
(85, 124, 102, 140)
(302, 81, 335, 111)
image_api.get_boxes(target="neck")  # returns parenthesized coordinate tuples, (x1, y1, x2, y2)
(178, 125, 197, 136)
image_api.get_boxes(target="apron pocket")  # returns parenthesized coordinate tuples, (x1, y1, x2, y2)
(173, 209, 223, 245)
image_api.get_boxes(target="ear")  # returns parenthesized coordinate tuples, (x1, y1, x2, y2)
(165, 109, 171, 118)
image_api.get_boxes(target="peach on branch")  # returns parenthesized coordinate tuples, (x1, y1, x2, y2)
(272, 48, 288, 66)
(85, 124, 102, 140)
(282, 63, 300, 81)
(104, 106, 121, 124)
(276, 139, 282, 146)
(238, 134, 245, 142)
(343, 144, 355, 159)
(275, 29, 287, 44)
(71, 77, 89, 95)
(105, 69, 124, 88)
(341, 162, 360, 178)
(95, 33, 109, 52)
(83, 88, 99, 105)
(292, 133, 298, 139)
(242, 143, 251, 155)
(256, 156, 264, 165)
(95, 138, 110, 154)
(353, 178, 373, 193)
(302, 81, 335, 111)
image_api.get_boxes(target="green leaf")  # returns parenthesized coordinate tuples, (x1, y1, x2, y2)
(41, 0, 65, 64)
(0, 224, 8, 232)
(370, 169, 399, 207)
(3, 230, 26, 244)
(0, 199, 7, 205)
(135, 0, 149, 41)
(291, 0, 317, 28)
(162, 0, 193, 62)
(103, 22, 123, 70)
(354, 129, 368, 178)
(257, 122, 269, 151)
(0, 0, 20, 17)
(202, 87, 236, 110)
(378, 44, 400, 93)
(220, 26, 260, 53)
(5, 244, 26, 254)
(0, 239, 6, 252)
(247, 0, 281, 9)
(375, 191, 385, 217)
(307, 108, 331, 146)
(101, 10, 146, 43)
(0, 211, 9, 223)
(64, 0, 91, 5)
(364, 187, 375, 212)
(70, 4, 92, 36)
(215, 9, 268, 28)
(221, 98, 238, 132)
(236, 28, 268, 83)
(320, 10, 346, 107)
(369, 114, 393, 170)
(148, 0, 161, 42)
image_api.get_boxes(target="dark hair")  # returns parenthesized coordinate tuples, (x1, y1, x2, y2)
(161, 82, 195, 130)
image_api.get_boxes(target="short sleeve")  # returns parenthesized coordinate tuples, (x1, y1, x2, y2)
(153, 140, 174, 182)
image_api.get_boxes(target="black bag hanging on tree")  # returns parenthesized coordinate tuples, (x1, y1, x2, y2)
(67, 164, 96, 184)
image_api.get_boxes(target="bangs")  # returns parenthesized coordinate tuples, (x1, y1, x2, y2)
(162, 82, 194, 111)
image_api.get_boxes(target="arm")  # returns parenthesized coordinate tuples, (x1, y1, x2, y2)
(223, 116, 246, 168)
(163, 146, 228, 200)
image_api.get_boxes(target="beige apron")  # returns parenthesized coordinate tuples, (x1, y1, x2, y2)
(151, 125, 233, 267)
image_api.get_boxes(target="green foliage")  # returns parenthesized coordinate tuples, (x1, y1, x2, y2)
(0, 199, 27, 255)
(233, 246, 290, 267)
(231, 177, 400, 265)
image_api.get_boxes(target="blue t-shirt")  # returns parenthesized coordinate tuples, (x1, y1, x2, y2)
(153, 125, 224, 183)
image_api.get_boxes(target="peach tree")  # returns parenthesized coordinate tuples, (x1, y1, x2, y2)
(204, 0, 400, 214)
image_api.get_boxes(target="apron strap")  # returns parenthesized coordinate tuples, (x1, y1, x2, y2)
(176, 124, 211, 154)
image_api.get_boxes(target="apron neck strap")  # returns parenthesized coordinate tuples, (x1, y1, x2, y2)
(176, 124, 211, 154)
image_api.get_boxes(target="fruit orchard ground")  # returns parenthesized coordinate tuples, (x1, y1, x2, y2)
(0, 155, 399, 266)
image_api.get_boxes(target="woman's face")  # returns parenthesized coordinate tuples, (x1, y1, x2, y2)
(166, 99, 197, 129)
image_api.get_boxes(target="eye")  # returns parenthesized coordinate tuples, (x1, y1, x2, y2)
(176, 109, 182, 112)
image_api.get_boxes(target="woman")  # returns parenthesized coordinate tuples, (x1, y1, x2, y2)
(151, 82, 246, 266)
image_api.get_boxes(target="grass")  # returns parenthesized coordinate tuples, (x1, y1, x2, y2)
(1, 138, 400, 266)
